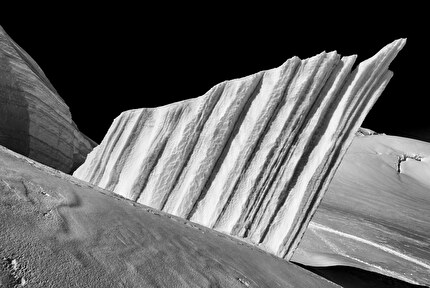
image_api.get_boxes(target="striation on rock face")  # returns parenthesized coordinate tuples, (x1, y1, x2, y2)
(0, 25, 96, 173)
(74, 39, 406, 260)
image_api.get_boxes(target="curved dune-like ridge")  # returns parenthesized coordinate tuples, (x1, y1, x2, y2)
(0, 25, 95, 173)
(74, 39, 406, 259)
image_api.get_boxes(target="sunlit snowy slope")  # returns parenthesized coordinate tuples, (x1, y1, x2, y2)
(294, 134, 430, 286)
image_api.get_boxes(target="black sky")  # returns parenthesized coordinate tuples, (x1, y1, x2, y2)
(1, 6, 428, 143)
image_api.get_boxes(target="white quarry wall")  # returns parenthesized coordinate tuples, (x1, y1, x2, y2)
(74, 39, 405, 259)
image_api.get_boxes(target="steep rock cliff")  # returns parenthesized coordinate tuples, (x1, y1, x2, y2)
(0, 25, 95, 173)
(74, 39, 405, 259)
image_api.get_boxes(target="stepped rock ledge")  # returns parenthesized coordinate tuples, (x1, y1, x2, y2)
(0, 26, 96, 173)
(74, 39, 406, 259)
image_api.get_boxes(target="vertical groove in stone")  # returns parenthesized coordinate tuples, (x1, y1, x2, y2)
(163, 72, 264, 217)
(282, 70, 394, 260)
(251, 53, 345, 243)
(155, 83, 226, 210)
(249, 53, 339, 243)
(256, 55, 357, 253)
(130, 106, 186, 201)
(187, 74, 265, 219)
(261, 39, 405, 258)
(104, 110, 152, 191)
(87, 112, 132, 185)
(204, 57, 302, 230)
(229, 59, 318, 236)
(232, 52, 335, 238)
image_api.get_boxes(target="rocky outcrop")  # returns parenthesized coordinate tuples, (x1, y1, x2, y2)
(74, 39, 405, 259)
(356, 127, 379, 136)
(0, 26, 96, 173)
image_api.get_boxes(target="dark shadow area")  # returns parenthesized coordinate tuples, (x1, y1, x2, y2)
(0, 52, 30, 157)
(296, 264, 429, 288)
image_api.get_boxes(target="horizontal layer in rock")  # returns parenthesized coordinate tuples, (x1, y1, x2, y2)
(0, 25, 96, 173)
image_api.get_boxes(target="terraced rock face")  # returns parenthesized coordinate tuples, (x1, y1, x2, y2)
(74, 39, 405, 259)
(0, 26, 95, 173)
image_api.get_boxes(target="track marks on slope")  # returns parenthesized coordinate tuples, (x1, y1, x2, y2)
(310, 222, 430, 270)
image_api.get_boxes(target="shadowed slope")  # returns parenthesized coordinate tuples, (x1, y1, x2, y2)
(0, 25, 95, 173)
(0, 145, 337, 287)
